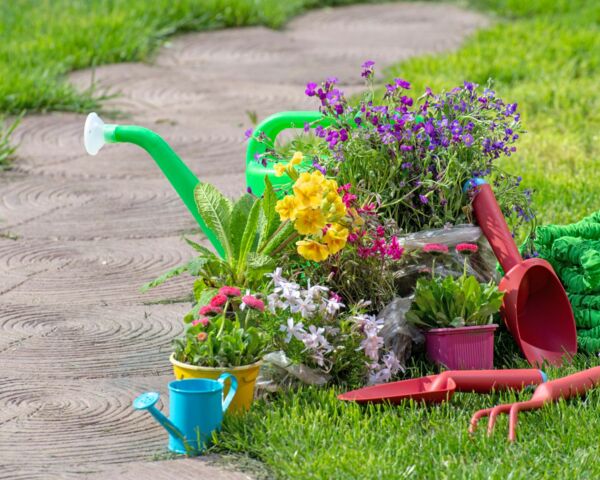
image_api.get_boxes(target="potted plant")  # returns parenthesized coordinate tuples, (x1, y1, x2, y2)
(170, 286, 268, 412)
(406, 243, 505, 369)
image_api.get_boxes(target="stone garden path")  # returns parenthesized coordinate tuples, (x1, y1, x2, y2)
(0, 3, 486, 479)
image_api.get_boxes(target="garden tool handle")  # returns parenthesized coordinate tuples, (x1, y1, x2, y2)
(531, 366, 600, 401)
(217, 373, 238, 413)
(466, 179, 522, 273)
(432, 369, 546, 393)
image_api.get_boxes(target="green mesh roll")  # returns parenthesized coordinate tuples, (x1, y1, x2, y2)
(578, 335, 600, 353)
(534, 209, 600, 353)
(569, 293, 600, 310)
(574, 308, 600, 329)
(535, 211, 600, 249)
(555, 264, 597, 294)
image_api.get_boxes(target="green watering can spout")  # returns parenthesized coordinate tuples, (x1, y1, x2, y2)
(83, 113, 225, 257)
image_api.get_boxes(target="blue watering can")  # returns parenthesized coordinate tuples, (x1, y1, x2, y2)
(133, 374, 237, 455)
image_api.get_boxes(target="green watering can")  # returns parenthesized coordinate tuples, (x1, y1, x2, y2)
(84, 111, 329, 258)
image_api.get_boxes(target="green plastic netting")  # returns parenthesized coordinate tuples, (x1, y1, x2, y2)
(534, 210, 600, 352)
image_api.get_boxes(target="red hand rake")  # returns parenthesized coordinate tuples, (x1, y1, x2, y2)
(469, 366, 600, 441)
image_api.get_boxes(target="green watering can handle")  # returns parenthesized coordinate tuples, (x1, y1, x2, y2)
(245, 111, 331, 197)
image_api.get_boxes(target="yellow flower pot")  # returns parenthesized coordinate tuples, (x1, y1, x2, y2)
(170, 354, 261, 413)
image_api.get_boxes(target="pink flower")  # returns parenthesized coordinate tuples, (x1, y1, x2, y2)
(192, 316, 210, 327)
(197, 332, 208, 342)
(456, 243, 479, 254)
(242, 295, 265, 312)
(422, 243, 449, 254)
(219, 286, 241, 297)
(210, 293, 228, 307)
(199, 305, 222, 316)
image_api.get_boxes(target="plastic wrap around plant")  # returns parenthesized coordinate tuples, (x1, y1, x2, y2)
(256, 351, 330, 394)
(534, 210, 600, 352)
(394, 224, 499, 296)
(378, 297, 424, 371)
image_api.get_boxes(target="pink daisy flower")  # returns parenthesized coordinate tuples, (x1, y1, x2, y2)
(242, 295, 265, 312)
(219, 286, 241, 297)
(456, 243, 479, 254)
(192, 316, 210, 327)
(210, 293, 228, 307)
(199, 305, 222, 317)
(422, 243, 449, 254)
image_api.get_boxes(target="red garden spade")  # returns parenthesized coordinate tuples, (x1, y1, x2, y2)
(466, 179, 577, 366)
(338, 369, 546, 405)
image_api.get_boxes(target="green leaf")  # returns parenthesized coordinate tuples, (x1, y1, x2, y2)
(236, 199, 261, 274)
(258, 176, 278, 248)
(261, 220, 296, 256)
(194, 183, 233, 259)
(184, 237, 218, 258)
(141, 263, 189, 291)
(246, 252, 276, 281)
(229, 194, 255, 260)
(141, 256, 208, 291)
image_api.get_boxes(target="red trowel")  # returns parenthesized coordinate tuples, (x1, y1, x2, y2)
(338, 369, 546, 405)
(467, 179, 578, 366)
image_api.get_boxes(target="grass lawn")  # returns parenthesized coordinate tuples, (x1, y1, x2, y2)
(212, 1, 600, 478)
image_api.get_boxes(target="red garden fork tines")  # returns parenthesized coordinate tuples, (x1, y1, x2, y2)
(469, 366, 600, 442)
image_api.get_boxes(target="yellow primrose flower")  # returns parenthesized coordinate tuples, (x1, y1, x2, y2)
(290, 151, 304, 165)
(274, 163, 287, 177)
(294, 207, 326, 235)
(323, 195, 347, 222)
(275, 195, 299, 221)
(293, 171, 324, 209)
(297, 239, 330, 262)
(323, 224, 349, 255)
(324, 178, 339, 195)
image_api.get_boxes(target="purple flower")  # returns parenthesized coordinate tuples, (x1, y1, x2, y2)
(305, 82, 318, 97)
(419, 194, 429, 204)
(312, 161, 327, 175)
(463, 81, 476, 92)
(400, 96, 413, 106)
(244, 128, 253, 139)
(394, 78, 411, 90)
(462, 133, 474, 146)
(361, 60, 375, 78)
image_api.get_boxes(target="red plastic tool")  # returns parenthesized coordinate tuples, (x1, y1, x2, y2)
(469, 366, 600, 441)
(468, 179, 577, 366)
(338, 369, 546, 405)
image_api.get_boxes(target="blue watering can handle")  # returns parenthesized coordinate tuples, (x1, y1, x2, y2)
(218, 373, 238, 413)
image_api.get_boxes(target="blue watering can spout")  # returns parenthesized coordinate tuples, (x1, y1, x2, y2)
(132, 392, 186, 442)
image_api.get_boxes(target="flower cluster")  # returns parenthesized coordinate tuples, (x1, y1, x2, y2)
(268, 268, 400, 383)
(275, 154, 362, 262)
(172, 286, 268, 368)
(352, 313, 402, 384)
(301, 62, 534, 238)
(267, 268, 344, 367)
(350, 225, 404, 260)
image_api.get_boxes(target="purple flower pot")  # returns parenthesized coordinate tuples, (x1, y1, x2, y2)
(425, 324, 498, 370)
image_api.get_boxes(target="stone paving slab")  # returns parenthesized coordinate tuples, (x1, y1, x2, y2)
(0, 3, 487, 478)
